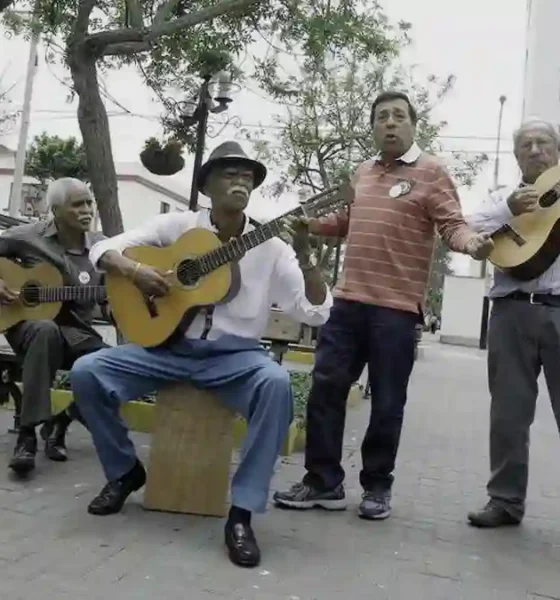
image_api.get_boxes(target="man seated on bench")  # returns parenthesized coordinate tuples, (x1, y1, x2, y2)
(69, 141, 332, 568)
(0, 178, 108, 476)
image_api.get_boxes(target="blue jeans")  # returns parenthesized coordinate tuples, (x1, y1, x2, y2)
(69, 335, 294, 513)
(303, 298, 418, 492)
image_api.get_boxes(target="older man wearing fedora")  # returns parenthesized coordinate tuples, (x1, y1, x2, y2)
(68, 141, 333, 567)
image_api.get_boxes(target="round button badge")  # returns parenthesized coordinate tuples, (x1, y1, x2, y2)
(389, 180, 412, 198)
(78, 271, 91, 284)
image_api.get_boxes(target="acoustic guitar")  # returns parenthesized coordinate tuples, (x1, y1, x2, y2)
(0, 258, 107, 332)
(106, 184, 353, 348)
(488, 165, 560, 280)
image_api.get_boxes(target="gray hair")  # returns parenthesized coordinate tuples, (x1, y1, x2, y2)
(513, 118, 560, 150)
(46, 178, 91, 210)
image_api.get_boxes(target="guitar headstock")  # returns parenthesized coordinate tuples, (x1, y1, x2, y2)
(299, 183, 354, 219)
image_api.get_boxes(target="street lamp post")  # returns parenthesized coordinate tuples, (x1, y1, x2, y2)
(167, 71, 236, 212)
(188, 76, 212, 211)
(8, 7, 40, 217)
(479, 94, 507, 350)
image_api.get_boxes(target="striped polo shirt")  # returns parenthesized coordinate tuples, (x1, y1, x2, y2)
(316, 143, 475, 314)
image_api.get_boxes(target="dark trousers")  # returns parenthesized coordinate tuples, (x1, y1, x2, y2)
(5, 320, 107, 427)
(303, 298, 417, 492)
(486, 298, 560, 518)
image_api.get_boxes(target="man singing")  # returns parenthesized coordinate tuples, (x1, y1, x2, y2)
(69, 141, 332, 567)
(274, 91, 493, 520)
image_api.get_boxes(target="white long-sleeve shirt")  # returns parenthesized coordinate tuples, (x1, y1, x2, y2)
(466, 185, 560, 297)
(90, 209, 333, 341)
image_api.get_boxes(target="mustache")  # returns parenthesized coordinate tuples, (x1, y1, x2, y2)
(229, 186, 250, 196)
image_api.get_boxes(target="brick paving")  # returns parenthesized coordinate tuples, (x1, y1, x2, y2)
(0, 337, 559, 599)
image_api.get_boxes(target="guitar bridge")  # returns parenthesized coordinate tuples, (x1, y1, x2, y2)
(493, 224, 526, 247)
(145, 296, 159, 318)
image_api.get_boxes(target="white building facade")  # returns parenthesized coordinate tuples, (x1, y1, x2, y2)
(0, 144, 190, 230)
(522, 0, 560, 127)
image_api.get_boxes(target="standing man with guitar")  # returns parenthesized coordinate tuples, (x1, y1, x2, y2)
(467, 119, 560, 528)
(68, 142, 333, 568)
(0, 178, 108, 475)
(273, 91, 493, 520)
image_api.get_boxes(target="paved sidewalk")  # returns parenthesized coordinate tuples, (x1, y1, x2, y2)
(0, 340, 559, 599)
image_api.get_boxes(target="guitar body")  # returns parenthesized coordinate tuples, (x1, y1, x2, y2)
(0, 258, 63, 331)
(105, 228, 236, 347)
(489, 165, 560, 281)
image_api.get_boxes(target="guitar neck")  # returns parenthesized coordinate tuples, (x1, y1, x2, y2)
(196, 203, 315, 276)
(29, 285, 107, 304)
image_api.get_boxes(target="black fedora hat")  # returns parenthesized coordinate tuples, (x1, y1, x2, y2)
(197, 141, 267, 193)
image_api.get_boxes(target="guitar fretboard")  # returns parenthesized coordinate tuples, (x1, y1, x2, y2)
(23, 285, 107, 304)
(198, 218, 285, 274)
(174, 185, 346, 285)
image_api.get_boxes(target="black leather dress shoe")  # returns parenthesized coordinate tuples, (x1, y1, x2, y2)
(88, 461, 146, 516)
(9, 432, 37, 475)
(40, 414, 71, 462)
(225, 520, 261, 568)
(468, 500, 522, 528)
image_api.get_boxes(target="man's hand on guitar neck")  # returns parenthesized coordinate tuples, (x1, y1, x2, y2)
(507, 186, 540, 216)
(279, 216, 327, 305)
(279, 216, 312, 258)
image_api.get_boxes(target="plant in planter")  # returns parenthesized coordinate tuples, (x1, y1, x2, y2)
(289, 370, 312, 429)
(140, 137, 185, 176)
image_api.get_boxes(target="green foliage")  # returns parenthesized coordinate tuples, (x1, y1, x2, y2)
(25, 132, 89, 185)
(241, 1, 487, 293)
(2, 0, 272, 234)
(3, 0, 268, 95)
(289, 370, 312, 427)
(426, 238, 451, 318)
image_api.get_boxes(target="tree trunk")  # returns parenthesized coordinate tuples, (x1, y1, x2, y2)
(68, 49, 124, 236)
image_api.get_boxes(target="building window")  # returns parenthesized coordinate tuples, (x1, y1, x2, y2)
(160, 202, 170, 213)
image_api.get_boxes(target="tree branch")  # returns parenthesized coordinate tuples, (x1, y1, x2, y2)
(103, 41, 150, 56)
(154, 0, 182, 25)
(75, 0, 97, 38)
(126, 0, 144, 28)
(86, 0, 264, 56)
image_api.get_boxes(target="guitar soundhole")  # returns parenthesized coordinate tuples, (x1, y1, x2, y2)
(20, 282, 41, 307)
(176, 259, 202, 286)
(540, 189, 559, 208)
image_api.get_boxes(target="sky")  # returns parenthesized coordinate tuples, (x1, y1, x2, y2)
(0, 0, 530, 273)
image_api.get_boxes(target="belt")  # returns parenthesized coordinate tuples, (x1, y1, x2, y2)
(499, 291, 560, 306)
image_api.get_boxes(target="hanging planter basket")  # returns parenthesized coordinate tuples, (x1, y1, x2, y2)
(140, 138, 185, 176)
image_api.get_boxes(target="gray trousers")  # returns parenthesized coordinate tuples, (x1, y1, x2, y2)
(487, 297, 560, 518)
(5, 320, 106, 427)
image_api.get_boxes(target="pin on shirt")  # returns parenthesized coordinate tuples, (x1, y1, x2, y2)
(389, 180, 413, 199)
(78, 271, 91, 285)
